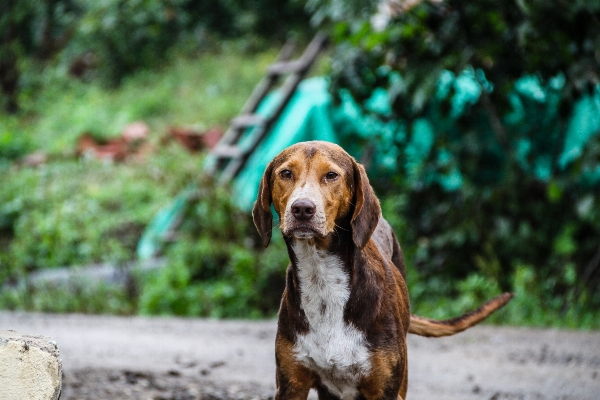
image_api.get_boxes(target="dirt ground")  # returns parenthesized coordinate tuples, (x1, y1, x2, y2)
(1, 311, 599, 400)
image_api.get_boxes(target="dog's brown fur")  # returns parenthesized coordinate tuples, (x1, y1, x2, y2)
(253, 141, 512, 400)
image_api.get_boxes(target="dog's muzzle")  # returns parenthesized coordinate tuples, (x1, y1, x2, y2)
(291, 199, 316, 221)
(286, 198, 323, 239)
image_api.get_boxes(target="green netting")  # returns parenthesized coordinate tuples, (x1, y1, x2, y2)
(139, 72, 600, 258)
(222, 74, 600, 210)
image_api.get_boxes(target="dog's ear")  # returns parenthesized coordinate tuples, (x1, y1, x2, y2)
(351, 161, 381, 249)
(252, 162, 274, 247)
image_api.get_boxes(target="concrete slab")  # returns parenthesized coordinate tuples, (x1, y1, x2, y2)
(0, 330, 62, 400)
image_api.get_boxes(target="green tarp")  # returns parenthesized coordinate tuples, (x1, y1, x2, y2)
(138, 72, 600, 258)
(224, 73, 600, 210)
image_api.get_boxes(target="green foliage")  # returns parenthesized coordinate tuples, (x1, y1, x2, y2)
(2, 0, 600, 328)
(139, 184, 287, 318)
(374, 131, 600, 328)
(0, 48, 288, 317)
(0, 46, 260, 279)
(312, 0, 600, 327)
(13, 49, 274, 153)
(0, 118, 33, 164)
(67, 0, 192, 84)
(0, 279, 135, 315)
(408, 264, 600, 329)
(238, 0, 310, 39)
(0, 0, 311, 112)
(394, 150, 600, 277)
(307, 0, 378, 24)
(0, 148, 288, 318)
(325, 0, 600, 119)
(0, 147, 203, 283)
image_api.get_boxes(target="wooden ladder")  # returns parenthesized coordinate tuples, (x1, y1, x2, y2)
(206, 33, 328, 183)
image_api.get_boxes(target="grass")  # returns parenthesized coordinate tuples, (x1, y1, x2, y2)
(0, 46, 278, 307)
(1, 45, 280, 270)
(1, 146, 203, 273)
(13, 48, 278, 153)
(406, 266, 600, 330)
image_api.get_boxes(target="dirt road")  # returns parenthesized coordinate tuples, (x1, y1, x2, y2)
(1, 311, 599, 400)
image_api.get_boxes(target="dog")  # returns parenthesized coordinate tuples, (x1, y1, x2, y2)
(252, 141, 512, 400)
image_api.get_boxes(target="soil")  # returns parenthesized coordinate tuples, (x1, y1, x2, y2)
(1, 311, 599, 400)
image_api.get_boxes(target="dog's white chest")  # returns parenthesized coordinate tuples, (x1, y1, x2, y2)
(292, 242, 371, 399)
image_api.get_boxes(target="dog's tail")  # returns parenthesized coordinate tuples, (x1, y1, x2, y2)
(408, 293, 513, 337)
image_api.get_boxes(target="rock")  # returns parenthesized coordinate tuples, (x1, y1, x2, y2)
(21, 151, 48, 167)
(122, 121, 149, 143)
(166, 126, 223, 152)
(0, 330, 62, 400)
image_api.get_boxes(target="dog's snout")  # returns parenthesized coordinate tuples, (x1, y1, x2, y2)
(291, 199, 316, 221)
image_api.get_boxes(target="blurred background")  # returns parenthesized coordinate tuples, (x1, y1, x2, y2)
(1, 0, 599, 329)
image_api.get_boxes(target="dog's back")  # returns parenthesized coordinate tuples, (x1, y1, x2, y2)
(371, 216, 513, 337)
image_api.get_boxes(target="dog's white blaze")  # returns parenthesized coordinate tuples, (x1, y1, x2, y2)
(292, 241, 371, 400)
(284, 182, 327, 237)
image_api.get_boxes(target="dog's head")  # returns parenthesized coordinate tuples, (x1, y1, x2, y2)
(252, 141, 381, 249)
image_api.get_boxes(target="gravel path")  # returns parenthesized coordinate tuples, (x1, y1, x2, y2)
(1, 311, 599, 400)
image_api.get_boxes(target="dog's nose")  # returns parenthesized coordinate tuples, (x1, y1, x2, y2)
(291, 199, 316, 221)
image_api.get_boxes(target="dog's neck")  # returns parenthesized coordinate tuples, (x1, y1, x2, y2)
(284, 229, 385, 339)
(287, 236, 372, 397)
(284, 228, 354, 278)
(291, 239, 349, 311)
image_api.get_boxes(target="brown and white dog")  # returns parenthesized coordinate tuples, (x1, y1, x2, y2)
(252, 141, 512, 400)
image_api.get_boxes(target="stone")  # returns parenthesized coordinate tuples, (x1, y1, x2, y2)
(0, 330, 62, 400)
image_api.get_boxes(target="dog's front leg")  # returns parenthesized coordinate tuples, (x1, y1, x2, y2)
(275, 368, 312, 400)
(359, 389, 404, 400)
(275, 370, 312, 400)
(275, 338, 314, 400)
(359, 353, 407, 400)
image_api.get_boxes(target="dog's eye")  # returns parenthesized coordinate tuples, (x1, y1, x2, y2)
(325, 171, 339, 181)
(279, 169, 292, 180)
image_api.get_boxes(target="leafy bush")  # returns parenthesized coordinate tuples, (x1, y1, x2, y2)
(0, 146, 204, 281)
(1, 176, 288, 318)
(63, 0, 236, 85)
(139, 182, 287, 318)
(0, 279, 135, 315)
(0, 47, 288, 317)
(0, 181, 288, 318)
(323, 0, 600, 117)
(309, 0, 600, 327)
(0, 118, 33, 164)
(1, 0, 311, 112)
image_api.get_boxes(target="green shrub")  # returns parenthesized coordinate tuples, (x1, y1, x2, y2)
(310, 0, 600, 328)
(1, 0, 311, 112)
(139, 182, 288, 318)
(15, 49, 274, 153)
(0, 146, 204, 281)
(0, 47, 286, 317)
(0, 118, 33, 163)
(0, 279, 135, 315)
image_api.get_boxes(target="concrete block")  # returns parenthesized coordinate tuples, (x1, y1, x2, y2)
(0, 330, 62, 400)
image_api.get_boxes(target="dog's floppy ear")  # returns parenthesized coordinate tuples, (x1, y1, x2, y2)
(252, 162, 274, 247)
(351, 161, 381, 249)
